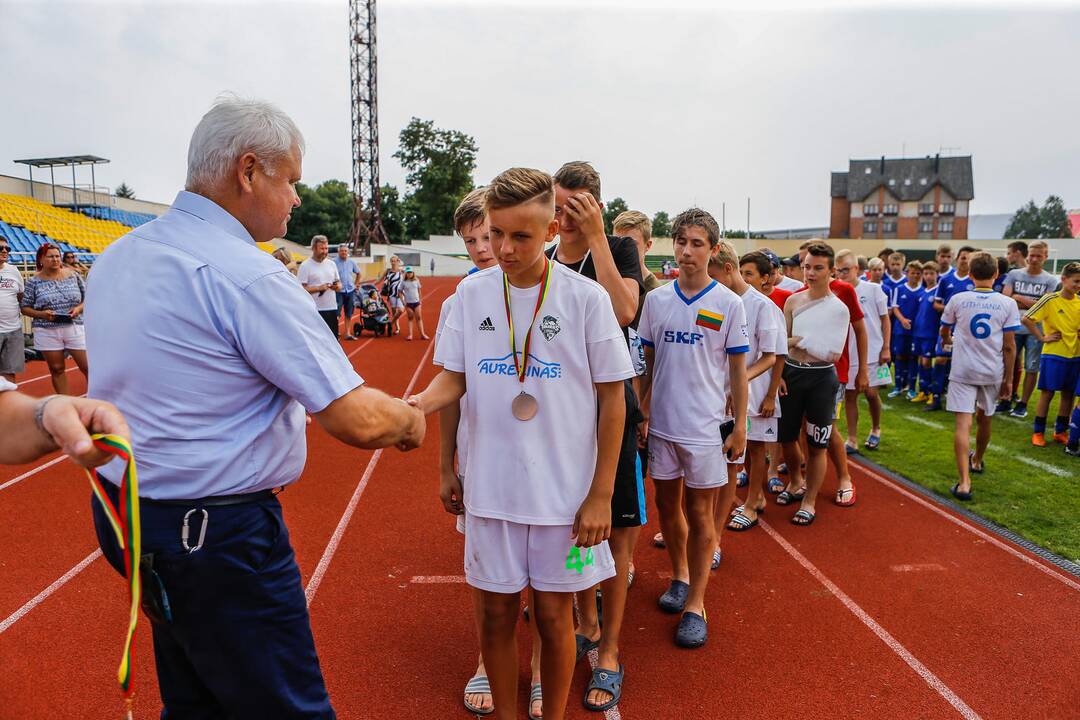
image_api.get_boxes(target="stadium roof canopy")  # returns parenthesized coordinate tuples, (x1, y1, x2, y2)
(14, 155, 109, 168)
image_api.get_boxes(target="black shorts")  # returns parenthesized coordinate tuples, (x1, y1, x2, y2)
(318, 309, 339, 338)
(778, 361, 839, 449)
(612, 380, 647, 528)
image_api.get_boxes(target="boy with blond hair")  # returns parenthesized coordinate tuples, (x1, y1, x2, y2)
(1022, 262, 1080, 447)
(413, 168, 633, 720)
(639, 209, 748, 648)
(1003, 240, 1060, 417)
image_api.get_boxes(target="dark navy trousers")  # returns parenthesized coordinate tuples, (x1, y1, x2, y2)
(93, 483, 335, 720)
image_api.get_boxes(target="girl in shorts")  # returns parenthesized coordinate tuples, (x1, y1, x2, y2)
(401, 267, 428, 341)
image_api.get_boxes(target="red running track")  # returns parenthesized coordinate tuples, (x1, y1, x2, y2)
(1, 275, 1078, 719)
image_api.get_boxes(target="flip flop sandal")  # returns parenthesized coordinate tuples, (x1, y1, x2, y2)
(775, 487, 806, 506)
(968, 450, 984, 474)
(736, 470, 748, 487)
(844, 443, 859, 455)
(864, 433, 880, 450)
(627, 566, 635, 588)
(653, 531, 666, 548)
(767, 476, 785, 494)
(575, 633, 599, 663)
(657, 579, 689, 614)
(711, 549, 722, 570)
(528, 682, 543, 720)
(675, 610, 708, 648)
(464, 675, 494, 716)
(777, 462, 788, 475)
(835, 485, 856, 507)
(791, 509, 816, 526)
(950, 483, 973, 502)
(726, 512, 759, 532)
(583, 664, 624, 712)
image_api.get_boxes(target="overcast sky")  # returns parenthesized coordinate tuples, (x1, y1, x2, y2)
(1, 0, 1077, 230)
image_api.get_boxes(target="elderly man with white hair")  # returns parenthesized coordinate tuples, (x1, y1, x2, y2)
(84, 95, 425, 718)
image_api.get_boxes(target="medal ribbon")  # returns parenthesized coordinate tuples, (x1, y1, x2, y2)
(502, 260, 553, 383)
(84, 434, 141, 718)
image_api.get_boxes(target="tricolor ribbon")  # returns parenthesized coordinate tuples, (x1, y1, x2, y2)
(84, 434, 141, 718)
(502, 260, 553, 383)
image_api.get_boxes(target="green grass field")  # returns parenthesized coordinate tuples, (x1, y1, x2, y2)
(839, 387, 1080, 564)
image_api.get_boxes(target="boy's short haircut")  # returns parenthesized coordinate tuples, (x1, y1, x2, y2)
(857, 255, 869, 272)
(708, 240, 738, 269)
(804, 241, 835, 268)
(936, 243, 952, 255)
(996, 256, 1009, 276)
(878, 247, 895, 260)
(311, 234, 328, 246)
(740, 251, 772, 277)
(1061, 261, 1080, 279)
(1029, 240, 1049, 253)
(1007, 240, 1028, 258)
(835, 249, 855, 265)
(968, 252, 997, 280)
(454, 187, 487, 235)
(612, 210, 652, 242)
(888, 251, 906, 264)
(867, 257, 884, 270)
(485, 168, 554, 211)
(906, 260, 922, 271)
(671, 207, 720, 247)
(922, 260, 938, 271)
(798, 240, 813, 251)
(958, 245, 979, 256)
(552, 161, 602, 201)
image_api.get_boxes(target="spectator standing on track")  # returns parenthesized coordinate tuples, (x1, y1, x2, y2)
(0, 239, 25, 382)
(836, 250, 891, 452)
(381, 255, 406, 334)
(298, 235, 342, 338)
(401, 267, 429, 341)
(333, 244, 361, 340)
(1021, 262, 1080, 447)
(430, 256, 436, 276)
(21, 243, 88, 395)
(411, 168, 632, 720)
(83, 96, 425, 719)
(1002, 241, 1060, 417)
(941, 252, 1020, 501)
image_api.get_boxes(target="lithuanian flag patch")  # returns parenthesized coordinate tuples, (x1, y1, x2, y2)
(695, 309, 724, 331)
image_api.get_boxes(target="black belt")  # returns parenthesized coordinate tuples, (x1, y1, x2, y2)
(142, 488, 280, 508)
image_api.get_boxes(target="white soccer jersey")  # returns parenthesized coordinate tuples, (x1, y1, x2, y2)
(434, 293, 472, 475)
(941, 289, 1023, 386)
(736, 286, 784, 419)
(434, 263, 634, 525)
(638, 279, 749, 445)
(847, 281, 889, 365)
(776, 275, 803, 292)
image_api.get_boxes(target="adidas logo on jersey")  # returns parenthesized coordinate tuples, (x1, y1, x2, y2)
(478, 317, 495, 331)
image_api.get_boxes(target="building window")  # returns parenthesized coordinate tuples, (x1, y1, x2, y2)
(919, 221, 933, 232)
(920, 178, 928, 185)
(919, 203, 934, 215)
(883, 204, 898, 215)
(883, 222, 897, 233)
(940, 203, 955, 214)
(940, 221, 954, 232)
(864, 221, 878, 233)
(863, 204, 879, 215)
(904, 178, 912, 186)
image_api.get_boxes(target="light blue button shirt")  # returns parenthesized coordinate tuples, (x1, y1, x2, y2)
(333, 255, 360, 294)
(85, 191, 364, 499)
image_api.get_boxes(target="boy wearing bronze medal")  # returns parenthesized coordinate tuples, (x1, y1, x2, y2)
(411, 168, 634, 720)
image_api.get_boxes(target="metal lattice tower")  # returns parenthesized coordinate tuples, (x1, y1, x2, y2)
(348, 0, 387, 254)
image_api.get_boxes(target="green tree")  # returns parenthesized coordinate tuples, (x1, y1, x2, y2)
(651, 210, 671, 238)
(394, 117, 478, 239)
(1005, 196, 1074, 239)
(602, 197, 629, 235)
(285, 179, 355, 246)
(115, 182, 135, 199)
(378, 184, 408, 244)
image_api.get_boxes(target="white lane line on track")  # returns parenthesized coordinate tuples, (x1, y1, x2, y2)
(760, 521, 982, 720)
(15, 365, 78, 387)
(851, 461, 1080, 593)
(0, 550, 101, 635)
(0, 454, 67, 492)
(305, 299, 444, 606)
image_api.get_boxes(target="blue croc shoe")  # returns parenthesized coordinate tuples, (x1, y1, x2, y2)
(675, 610, 708, 648)
(657, 580, 689, 614)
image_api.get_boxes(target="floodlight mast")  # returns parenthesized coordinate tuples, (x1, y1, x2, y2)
(348, 0, 387, 255)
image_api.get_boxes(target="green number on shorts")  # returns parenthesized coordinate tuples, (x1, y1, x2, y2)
(565, 546, 596, 574)
(876, 365, 891, 381)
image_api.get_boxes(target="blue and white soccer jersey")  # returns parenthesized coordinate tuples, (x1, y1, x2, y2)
(638, 279, 749, 488)
(941, 289, 1022, 415)
(891, 282, 923, 356)
(935, 273, 976, 356)
(912, 284, 941, 358)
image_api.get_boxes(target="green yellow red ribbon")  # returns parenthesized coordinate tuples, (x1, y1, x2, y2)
(84, 434, 141, 716)
(502, 259, 553, 383)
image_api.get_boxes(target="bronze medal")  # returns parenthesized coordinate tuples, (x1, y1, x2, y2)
(512, 391, 539, 421)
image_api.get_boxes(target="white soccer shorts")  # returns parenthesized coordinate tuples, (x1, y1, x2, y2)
(648, 436, 729, 489)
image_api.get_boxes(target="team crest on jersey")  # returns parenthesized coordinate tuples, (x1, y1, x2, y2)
(540, 315, 561, 341)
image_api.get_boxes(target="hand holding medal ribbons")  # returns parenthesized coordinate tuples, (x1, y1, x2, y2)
(84, 434, 142, 719)
(504, 260, 553, 421)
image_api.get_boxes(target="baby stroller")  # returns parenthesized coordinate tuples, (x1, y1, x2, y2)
(353, 284, 391, 337)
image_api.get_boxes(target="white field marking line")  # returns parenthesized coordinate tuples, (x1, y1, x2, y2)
(15, 365, 77, 387)
(305, 290, 447, 606)
(0, 549, 101, 635)
(410, 575, 466, 584)
(0, 454, 67, 492)
(904, 415, 946, 430)
(759, 520, 982, 720)
(851, 460, 1080, 593)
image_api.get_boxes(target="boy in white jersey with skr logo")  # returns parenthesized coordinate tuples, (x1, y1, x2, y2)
(941, 251, 1020, 502)
(638, 208, 748, 649)
(412, 168, 633, 720)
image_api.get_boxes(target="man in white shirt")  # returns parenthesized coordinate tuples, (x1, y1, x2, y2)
(0, 240, 25, 380)
(835, 250, 891, 451)
(297, 234, 341, 337)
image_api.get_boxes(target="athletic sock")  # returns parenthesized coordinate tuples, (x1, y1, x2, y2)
(895, 359, 907, 389)
(919, 364, 932, 392)
(1055, 415, 1069, 434)
(1069, 406, 1080, 445)
(932, 364, 947, 396)
(907, 357, 919, 390)
(1033, 416, 1047, 435)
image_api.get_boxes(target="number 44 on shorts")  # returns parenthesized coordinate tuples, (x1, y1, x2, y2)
(566, 546, 595, 574)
